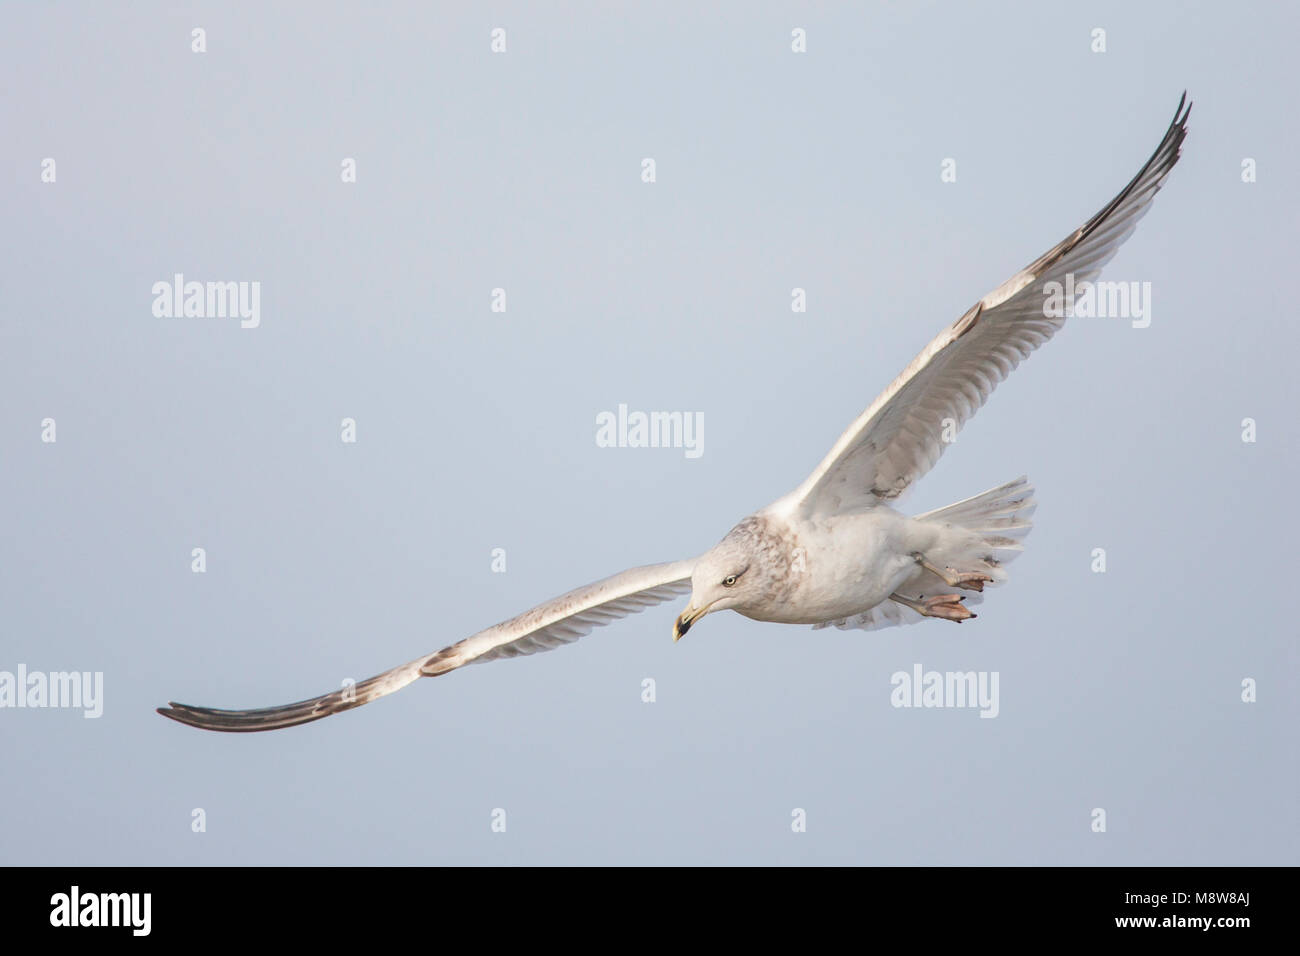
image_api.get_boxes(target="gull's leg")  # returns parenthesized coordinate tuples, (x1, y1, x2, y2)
(912, 553, 993, 593)
(889, 592, 976, 623)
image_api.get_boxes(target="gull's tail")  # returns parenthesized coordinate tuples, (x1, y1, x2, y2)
(912, 475, 1037, 585)
(814, 476, 1036, 633)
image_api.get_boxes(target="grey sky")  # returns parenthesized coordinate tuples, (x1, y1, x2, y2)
(2, 1, 1296, 864)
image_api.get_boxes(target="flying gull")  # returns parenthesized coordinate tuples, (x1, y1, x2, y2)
(159, 94, 1190, 732)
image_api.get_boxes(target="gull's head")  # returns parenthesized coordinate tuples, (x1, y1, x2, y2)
(673, 518, 774, 641)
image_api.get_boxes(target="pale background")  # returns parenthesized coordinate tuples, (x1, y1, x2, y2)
(2, 1, 1296, 865)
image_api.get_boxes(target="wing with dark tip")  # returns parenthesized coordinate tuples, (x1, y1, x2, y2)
(785, 94, 1191, 516)
(157, 559, 694, 732)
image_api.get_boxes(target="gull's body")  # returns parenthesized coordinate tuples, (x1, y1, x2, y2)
(160, 96, 1189, 732)
(698, 505, 983, 627)
(729, 509, 924, 625)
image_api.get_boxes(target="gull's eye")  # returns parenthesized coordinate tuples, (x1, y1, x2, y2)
(722, 575, 738, 587)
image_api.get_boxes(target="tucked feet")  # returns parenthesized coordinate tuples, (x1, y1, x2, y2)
(914, 554, 994, 592)
(890, 591, 977, 622)
(941, 570, 993, 592)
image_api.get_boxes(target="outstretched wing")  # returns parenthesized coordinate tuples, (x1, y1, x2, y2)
(786, 94, 1190, 517)
(157, 559, 694, 732)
